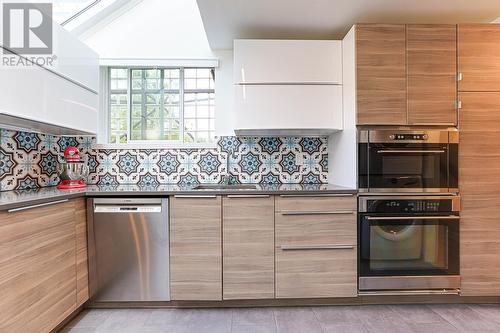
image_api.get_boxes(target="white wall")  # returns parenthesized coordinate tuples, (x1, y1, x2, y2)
(79, 0, 238, 142)
(328, 26, 357, 189)
(214, 49, 235, 136)
(81, 0, 214, 60)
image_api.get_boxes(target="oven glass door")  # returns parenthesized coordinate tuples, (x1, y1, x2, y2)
(367, 143, 449, 190)
(359, 215, 459, 277)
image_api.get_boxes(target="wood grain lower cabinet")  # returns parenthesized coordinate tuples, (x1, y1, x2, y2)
(407, 24, 457, 125)
(275, 195, 357, 298)
(170, 196, 222, 300)
(75, 198, 89, 306)
(459, 92, 500, 296)
(222, 195, 274, 300)
(0, 200, 77, 333)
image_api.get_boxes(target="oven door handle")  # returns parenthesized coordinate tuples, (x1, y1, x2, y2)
(365, 216, 459, 220)
(376, 149, 446, 154)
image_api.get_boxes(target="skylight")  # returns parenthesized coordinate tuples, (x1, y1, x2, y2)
(26, 0, 100, 24)
(52, 0, 99, 24)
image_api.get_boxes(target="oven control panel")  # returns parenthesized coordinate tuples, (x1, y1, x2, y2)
(362, 199, 456, 213)
(389, 133, 429, 141)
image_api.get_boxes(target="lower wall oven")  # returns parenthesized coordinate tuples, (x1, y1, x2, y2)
(358, 195, 460, 294)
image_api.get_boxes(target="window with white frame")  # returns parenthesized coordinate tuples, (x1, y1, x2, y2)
(108, 67, 215, 144)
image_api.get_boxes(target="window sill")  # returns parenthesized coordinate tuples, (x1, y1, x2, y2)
(93, 142, 218, 149)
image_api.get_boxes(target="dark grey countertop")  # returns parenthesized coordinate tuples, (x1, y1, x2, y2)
(0, 184, 357, 211)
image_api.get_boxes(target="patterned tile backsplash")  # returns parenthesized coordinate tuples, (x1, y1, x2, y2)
(0, 128, 328, 192)
(0, 128, 95, 191)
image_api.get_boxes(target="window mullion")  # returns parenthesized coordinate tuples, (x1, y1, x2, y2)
(160, 69, 165, 140)
(127, 68, 132, 143)
(141, 69, 146, 139)
(180, 67, 185, 143)
(108, 67, 112, 143)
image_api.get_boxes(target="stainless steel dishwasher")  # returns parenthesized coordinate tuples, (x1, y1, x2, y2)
(87, 198, 170, 302)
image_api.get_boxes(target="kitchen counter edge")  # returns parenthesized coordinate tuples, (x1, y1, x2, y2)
(0, 185, 357, 211)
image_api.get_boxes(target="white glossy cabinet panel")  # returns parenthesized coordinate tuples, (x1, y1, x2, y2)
(234, 85, 343, 133)
(234, 40, 342, 84)
(52, 24, 99, 92)
(0, 21, 98, 134)
(0, 54, 98, 134)
(0, 66, 47, 123)
(44, 73, 98, 134)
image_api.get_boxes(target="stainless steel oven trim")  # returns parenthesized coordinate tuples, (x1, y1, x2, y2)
(358, 195, 461, 212)
(364, 216, 459, 221)
(359, 128, 457, 144)
(376, 149, 446, 154)
(358, 192, 458, 196)
(359, 275, 461, 291)
(358, 188, 458, 193)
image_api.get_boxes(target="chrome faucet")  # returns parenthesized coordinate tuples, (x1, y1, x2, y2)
(221, 150, 236, 185)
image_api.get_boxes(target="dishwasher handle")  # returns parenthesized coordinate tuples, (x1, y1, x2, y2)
(94, 204, 162, 213)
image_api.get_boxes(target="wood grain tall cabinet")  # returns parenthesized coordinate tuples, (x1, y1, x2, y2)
(458, 24, 500, 296)
(356, 24, 458, 125)
(407, 24, 457, 125)
(356, 24, 407, 125)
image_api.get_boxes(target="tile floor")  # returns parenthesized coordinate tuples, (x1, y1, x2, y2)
(61, 304, 500, 333)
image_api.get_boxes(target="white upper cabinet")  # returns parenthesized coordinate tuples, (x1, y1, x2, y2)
(234, 39, 342, 84)
(0, 21, 98, 135)
(234, 85, 343, 135)
(52, 24, 99, 92)
(0, 61, 98, 135)
(233, 39, 344, 135)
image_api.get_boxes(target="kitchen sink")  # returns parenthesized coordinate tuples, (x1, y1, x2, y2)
(194, 184, 257, 190)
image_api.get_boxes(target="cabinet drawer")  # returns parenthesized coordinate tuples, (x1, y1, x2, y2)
(276, 213, 356, 249)
(275, 194, 356, 213)
(275, 247, 357, 298)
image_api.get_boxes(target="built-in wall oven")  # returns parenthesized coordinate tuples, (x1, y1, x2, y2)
(358, 195, 460, 294)
(358, 129, 458, 193)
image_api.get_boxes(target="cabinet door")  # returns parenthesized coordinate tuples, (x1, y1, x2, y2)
(275, 195, 357, 298)
(222, 195, 274, 300)
(459, 24, 500, 92)
(75, 199, 89, 306)
(0, 201, 76, 333)
(407, 24, 457, 125)
(233, 39, 342, 84)
(170, 196, 222, 300)
(459, 92, 500, 296)
(356, 24, 407, 125)
(234, 85, 343, 132)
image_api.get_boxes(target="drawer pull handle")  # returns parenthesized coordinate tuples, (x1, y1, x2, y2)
(226, 195, 270, 198)
(7, 199, 69, 213)
(281, 244, 355, 250)
(279, 194, 354, 198)
(281, 211, 355, 216)
(173, 195, 217, 198)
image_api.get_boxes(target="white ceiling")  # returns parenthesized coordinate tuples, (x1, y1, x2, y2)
(196, 0, 500, 49)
